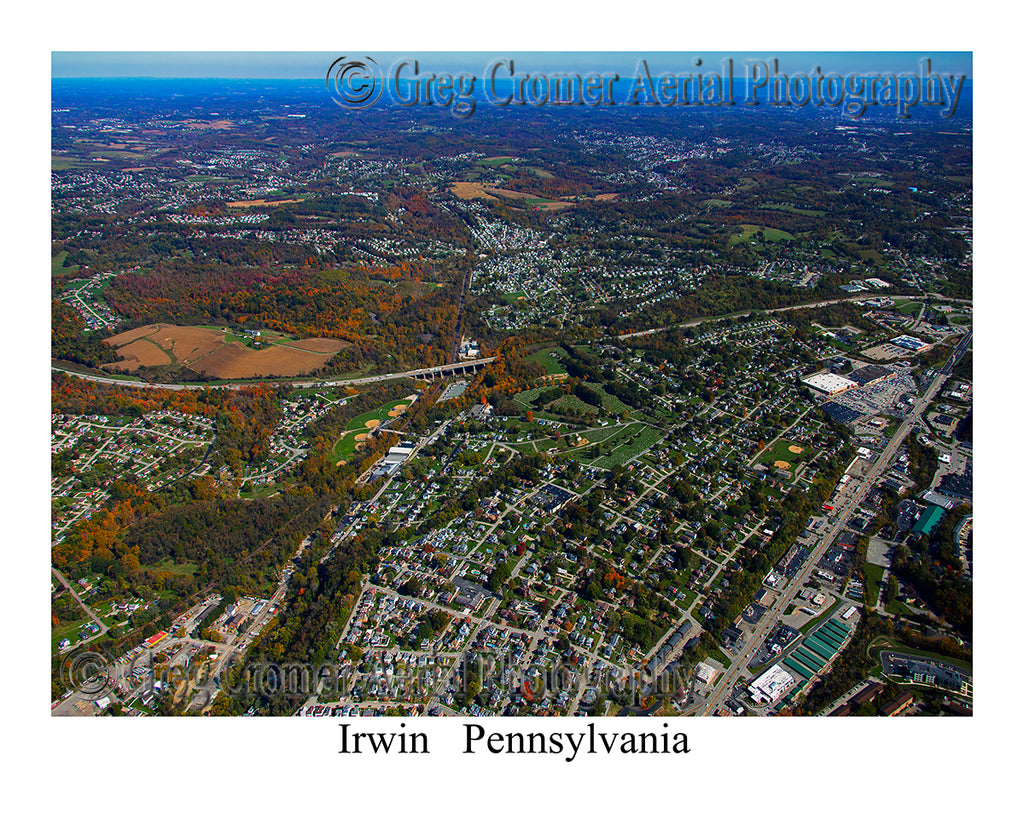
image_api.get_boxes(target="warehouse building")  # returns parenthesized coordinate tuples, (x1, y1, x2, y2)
(802, 372, 858, 396)
(847, 363, 894, 386)
(891, 335, 932, 353)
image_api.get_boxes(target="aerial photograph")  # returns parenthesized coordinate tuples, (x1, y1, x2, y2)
(48, 48, 976, 729)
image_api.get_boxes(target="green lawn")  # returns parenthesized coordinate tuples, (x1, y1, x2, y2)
(141, 558, 197, 577)
(331, 398, 413, 460)
(523, 165, 554, 179)
(550, 394, 600, 417)
(758, 439, 813, 468)
(526, 347, 567, 375)
(729, 224, 794, 246)
(576, 423, 639, 462)
(591, 424, 665, 469)
(590, 383, 631, 415)
(52, 250, 78, 275)
(761, 202, 826, 217)
(52, 617, 95, 653)
(863, 562, 885, 607)
(852, 176, 894, 187)
(885, 599, 914, 616)
(579, 423, 633, 444)
(513, 386, 548, 407)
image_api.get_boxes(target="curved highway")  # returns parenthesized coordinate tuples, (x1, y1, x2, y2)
(51, 357, 497, 392)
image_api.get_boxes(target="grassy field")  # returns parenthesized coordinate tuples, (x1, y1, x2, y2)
(761, 202, 826, 217)
(576, 422, 639, 458)
(589, 424, 665, 469)
(728, 224, 795, 246)
(863, 562, 885, 608)
(575, 423, 632, 444)
(52, 156, 95, 171)
(590, 383, 631, 415)
(550, 394, 600, 416)
(52, 616, 95, 653)
(52, 250, 79, 275)
(763, 227, 795, 242)
(852, 176, 894, 187)
(331, 398, 413, 460)
(527, 347, 568, 375)
(885, 599, 914, 616)
(758, 439, 813, 469)
(141, 558, 197, 576)
(514, 386, 548, 407)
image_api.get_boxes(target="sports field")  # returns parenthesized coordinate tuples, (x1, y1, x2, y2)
(758, 439, 812, 470)
(332, 397, 416, 461)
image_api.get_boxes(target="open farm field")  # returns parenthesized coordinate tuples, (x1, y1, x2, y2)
(102, 324, 347, 378)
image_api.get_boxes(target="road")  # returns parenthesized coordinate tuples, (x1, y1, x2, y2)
(614, 294, 970, 341)
(52, 566, 109, 650)
(51, 357, 497, 392)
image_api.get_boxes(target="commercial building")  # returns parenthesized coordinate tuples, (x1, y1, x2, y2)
(847, 364, 893, 387)
(891, 335, 932, 353)
(694, 662, 718, 686)
(748, 664, 796, 704)
(802, 372, 858, 396)
(920, 490, 956, 511)
(911, 504, 946, 537)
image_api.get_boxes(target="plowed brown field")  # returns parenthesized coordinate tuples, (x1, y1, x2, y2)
(103, 324, 345, 378)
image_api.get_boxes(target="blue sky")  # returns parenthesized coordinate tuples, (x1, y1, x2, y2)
(52, 51, 972, 80)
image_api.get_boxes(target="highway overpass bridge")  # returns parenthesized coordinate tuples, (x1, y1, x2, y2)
(52, 356, 497, 392)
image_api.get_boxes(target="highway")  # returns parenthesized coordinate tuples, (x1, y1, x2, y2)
(698, 330, 969, 714)
(615, 294, 971, 341)
(51, 357, 496, 391)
